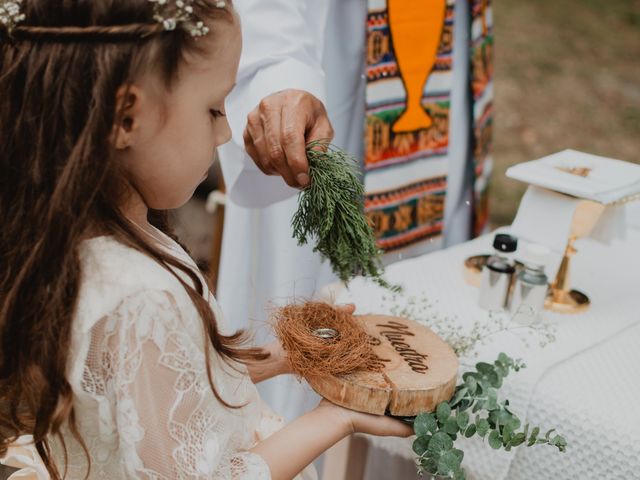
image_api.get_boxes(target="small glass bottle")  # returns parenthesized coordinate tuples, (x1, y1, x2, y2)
(511, 245, 550, 324)
(478, 234, 518, 310)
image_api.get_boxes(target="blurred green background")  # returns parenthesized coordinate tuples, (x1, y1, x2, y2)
(490, 0, 640, 226)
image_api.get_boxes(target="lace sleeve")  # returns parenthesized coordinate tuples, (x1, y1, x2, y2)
(81, 289, 271, 479)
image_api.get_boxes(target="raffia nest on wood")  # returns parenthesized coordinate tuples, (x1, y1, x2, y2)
(272, 302, 381, 379)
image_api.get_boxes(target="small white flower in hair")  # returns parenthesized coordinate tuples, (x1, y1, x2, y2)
(148, 0, 216, 37)
(0, 0, 27, 36)
(162, 18, 177, 31)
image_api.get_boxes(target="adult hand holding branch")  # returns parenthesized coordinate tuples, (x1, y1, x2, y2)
(243, 89, 334, 188)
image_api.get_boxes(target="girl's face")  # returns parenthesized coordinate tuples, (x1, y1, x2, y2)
(115, 18, 241, 211)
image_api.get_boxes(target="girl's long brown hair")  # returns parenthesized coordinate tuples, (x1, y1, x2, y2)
(0, 1, 265, 478)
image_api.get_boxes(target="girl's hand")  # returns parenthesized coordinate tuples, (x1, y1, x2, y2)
(336, 303, 356, 315)
(317, 399, 414, 438)
(246, 340, 290, 383)
(260, 340, 290, 376)
(251, 303, 357, 382)
(250, 392, 408, 480)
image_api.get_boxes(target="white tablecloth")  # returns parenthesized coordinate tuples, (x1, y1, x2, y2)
(327, 228, 640, 480)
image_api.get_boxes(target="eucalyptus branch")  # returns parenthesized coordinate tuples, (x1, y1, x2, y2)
(412, 353, 567, 479)
(292, 141, 400, 291)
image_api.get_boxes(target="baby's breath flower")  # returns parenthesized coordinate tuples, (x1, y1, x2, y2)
(0, 0, 27, 36)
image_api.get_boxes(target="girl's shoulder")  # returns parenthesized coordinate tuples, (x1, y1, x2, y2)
(75, 236, 202, 333)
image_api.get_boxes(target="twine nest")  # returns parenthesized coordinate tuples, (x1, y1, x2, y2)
(273, 302, 381, 379)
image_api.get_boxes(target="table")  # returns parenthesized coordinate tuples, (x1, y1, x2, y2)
(321, 227, 640, 480)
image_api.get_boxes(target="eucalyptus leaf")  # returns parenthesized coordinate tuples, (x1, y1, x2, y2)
(414, 413, 438, 437)
(497, 352, 510, 364)
(507, 415, 521, 431)
(451, 448, 464, 463)
(502, 423, 514, 444)
(488, 430, 502, 449)
(476, 418, 490, 437)
(476, 362, 494, 375)
(450, 387, 469, 407)
(437, 450, 463, 475)
(457, 399, 472, 412)
(488, 371, 502, 388)
(413, 436, 431, 456)
(486, 389, 499, 411)
(462, 372, 479, 384)
(420, 456, 438, 474)
(495, 409, 512, 428)
(494, 362, 508, 378)
(453, 469, 466, 480)
(444, 417, 459, 435)
(510, 433, 526, 447)
(428, 432, 454, 456)
(464, 376, 478, 394)
(437, 402, 452, 423)
(464, 424, 476, 438)
(456, 412, 470, 430)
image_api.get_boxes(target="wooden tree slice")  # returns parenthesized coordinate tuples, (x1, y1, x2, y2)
(306, 315, 458, 416)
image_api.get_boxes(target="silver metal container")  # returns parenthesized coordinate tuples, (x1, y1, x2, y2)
(478, 234, 518, 310)
(511, 263, 548, 323)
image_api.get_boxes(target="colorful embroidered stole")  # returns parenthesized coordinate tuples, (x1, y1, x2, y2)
(470, 0, 493, 236)
(364, 0, 493, 253)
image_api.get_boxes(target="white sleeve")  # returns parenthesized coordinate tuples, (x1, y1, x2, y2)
(83, 289, 271, 479)
(219, 0, 329, 207)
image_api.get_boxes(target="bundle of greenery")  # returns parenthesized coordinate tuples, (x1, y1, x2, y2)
(292, 142, 400, 291)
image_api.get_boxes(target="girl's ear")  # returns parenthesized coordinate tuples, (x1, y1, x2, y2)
(112, 85, 143, 150)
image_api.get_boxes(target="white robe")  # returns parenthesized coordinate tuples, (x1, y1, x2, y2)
(217, 0, 473, 429)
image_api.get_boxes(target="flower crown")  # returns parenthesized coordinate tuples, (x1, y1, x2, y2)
(0, 0, 225, 38)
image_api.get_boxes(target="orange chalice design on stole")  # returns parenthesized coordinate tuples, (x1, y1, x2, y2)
(388, 0, 446, 133)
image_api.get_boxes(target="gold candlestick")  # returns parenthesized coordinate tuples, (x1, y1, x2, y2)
(545, 199, 605, 314)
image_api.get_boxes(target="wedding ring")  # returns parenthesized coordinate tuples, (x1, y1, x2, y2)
(313, 328, 339, 340)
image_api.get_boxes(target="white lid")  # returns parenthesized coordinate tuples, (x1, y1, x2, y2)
(520, 243, 551, 270)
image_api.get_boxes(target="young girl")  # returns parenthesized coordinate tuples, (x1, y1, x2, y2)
(0, 0, 411, 478)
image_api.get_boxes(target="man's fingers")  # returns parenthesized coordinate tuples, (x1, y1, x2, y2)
(305, 101, 335, 154)
(281, 105, 310, 187)
(244, 127, 273, 175)
(243, 90, 334, 189)
(259, 101, 286, 170)
(259, 103, 299, 188)
(247, 110, 284, 178)
(248, 130, 272, 173)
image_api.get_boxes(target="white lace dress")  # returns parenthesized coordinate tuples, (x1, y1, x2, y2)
(0, 235, 317, 480)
